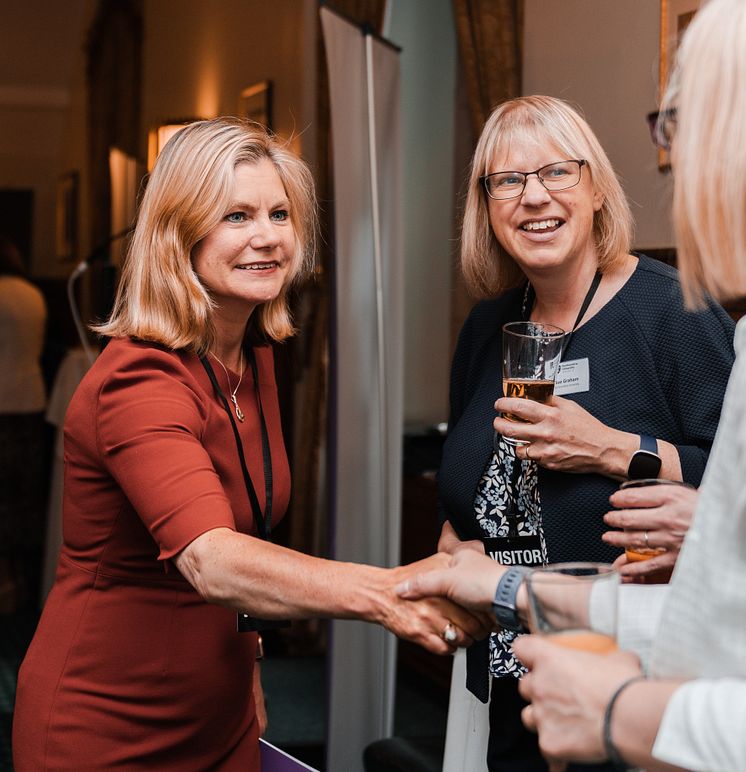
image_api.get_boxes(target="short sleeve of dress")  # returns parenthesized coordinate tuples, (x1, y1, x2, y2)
(95, 347, 236, 560)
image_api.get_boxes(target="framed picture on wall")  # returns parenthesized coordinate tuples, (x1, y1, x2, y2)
(238, 80, 273, 131)
(56, 171, 79, 261)
(657, 0, 701, 170)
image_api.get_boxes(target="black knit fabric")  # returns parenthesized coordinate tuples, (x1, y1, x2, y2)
(439, 255, 735, 718)
(439, 255, 734, 560)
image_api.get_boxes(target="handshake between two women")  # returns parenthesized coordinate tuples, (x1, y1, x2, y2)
(364, 550, 497, 655)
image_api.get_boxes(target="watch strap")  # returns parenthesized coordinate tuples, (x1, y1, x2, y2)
(639, 434, 658, 454)
(492, 566, 531, 632)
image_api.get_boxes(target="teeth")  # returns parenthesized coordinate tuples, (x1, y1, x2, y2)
(237, 263, 278, 270)
(522, 219, 560, 231)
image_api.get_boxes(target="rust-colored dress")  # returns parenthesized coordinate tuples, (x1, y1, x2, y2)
(13, 338, 290, 771)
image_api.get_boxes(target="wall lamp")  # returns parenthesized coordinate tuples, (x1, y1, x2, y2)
(147, 118, 202, 171)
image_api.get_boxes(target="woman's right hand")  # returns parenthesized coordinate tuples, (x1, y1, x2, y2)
(382, 553, 496, 654)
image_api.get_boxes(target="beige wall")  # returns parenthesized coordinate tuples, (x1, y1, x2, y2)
(523, 0, 675, 250)
(0, 0, 316, 279)
(141, 0, 315, 162)
(0, 0, 93, 278)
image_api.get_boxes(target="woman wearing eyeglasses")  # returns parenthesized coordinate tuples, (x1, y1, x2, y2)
(437, 95, 734, 771)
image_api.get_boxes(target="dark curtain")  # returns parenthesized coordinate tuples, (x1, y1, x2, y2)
(452, 0, 523, 138)
(449, 0, 523, 348)
(85, 0, 143, 321)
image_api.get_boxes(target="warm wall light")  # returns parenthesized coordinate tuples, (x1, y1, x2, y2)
(147, 119, 201, 171)
(109, 148, 143, 265)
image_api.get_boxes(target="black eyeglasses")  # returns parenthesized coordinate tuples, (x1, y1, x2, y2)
(480, 159, 587, 201)
(647, 108, 677, 151)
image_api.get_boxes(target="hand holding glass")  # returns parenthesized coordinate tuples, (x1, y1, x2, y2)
(525, 563, 619, 654)
(617, 479, 696, 562)
(501, 321, 565, 445)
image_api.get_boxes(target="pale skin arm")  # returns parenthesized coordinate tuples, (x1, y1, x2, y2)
(493, 396, 682, 481)
(397, 548, 593, 633)
(603, 486, 698, 581)
(397, 557, 688, 769)
(514, 635, 687, 771)
(174, 527, 492, 655)
(397, 548, 511, 614)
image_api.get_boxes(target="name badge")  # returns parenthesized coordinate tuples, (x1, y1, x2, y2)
(483, 535, 543, 567)
(554, 358, 590, 396)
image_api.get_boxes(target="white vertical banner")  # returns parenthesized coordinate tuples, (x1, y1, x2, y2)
(320, 7, 404, 772)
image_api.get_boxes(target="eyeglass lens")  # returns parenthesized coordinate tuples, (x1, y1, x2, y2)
(483, 160, 584, 200)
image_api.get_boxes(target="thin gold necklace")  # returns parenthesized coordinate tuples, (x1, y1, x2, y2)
(211, 349, 245, 422)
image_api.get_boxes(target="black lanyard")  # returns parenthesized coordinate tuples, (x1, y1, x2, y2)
(522, 270, 602, 360)
(199, 348, 273, 541)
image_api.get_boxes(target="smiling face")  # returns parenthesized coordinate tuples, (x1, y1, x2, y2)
(191, 158, 296, 325)
(487, 137, 604, 282)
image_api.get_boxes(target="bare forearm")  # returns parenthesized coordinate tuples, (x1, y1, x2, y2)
(177, 528, 391, 624)
(598, 431, 682, 481)
(175, 528, 492, 654)
(611, 680, 687, 772)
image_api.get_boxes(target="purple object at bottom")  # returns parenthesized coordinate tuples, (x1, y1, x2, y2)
(259, 739, 319, 772)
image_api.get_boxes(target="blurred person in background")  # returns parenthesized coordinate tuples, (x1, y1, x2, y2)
(0, 235, 47, 613)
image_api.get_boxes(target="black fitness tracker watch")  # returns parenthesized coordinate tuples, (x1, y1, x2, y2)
(627, 434, 662, 480)
(492, 566, 531, 632)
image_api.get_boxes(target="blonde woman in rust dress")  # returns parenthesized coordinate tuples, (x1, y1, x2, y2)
(12, 119, 488, 771)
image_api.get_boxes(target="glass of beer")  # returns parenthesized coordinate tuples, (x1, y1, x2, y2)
(525, 562, 618, 653)
(617, 478, 696, 562)
(502, 321, 565, 445)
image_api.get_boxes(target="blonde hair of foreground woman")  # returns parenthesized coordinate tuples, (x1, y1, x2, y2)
(94, 118, 318, 350)
(669, 0, 746, 307)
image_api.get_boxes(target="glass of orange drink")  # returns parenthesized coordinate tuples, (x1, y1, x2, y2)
(525, 562, 618, 653)
(501, 321, 565, 446)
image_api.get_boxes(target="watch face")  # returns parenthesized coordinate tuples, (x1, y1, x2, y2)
(628, 450, 662, 480)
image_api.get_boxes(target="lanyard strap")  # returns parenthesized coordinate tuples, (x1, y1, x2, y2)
(199, 348, 273, 541)
(522, 270, 602, 359)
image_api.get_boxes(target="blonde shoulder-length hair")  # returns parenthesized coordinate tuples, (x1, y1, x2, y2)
(670, 0, 746, 308)
(461, 95, 633, 298)
(94, 117, 318, 350)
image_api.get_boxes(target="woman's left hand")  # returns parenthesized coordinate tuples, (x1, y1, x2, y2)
(514, 635, 643, 764)
(493, 395, 626, 476)
(253, 662, 268, 737)
(602, 484, 698, 581)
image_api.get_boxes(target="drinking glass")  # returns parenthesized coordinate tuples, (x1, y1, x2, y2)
(617, 478, 696, 562)
(501, 321, 565, 445)
(525, 562, 618, 653)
